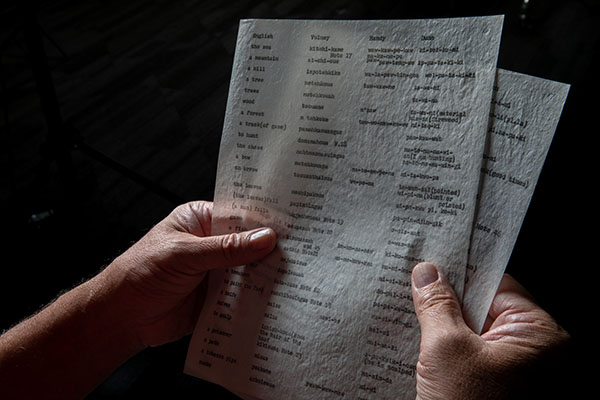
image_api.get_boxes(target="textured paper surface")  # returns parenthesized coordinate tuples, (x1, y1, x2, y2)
(185, 17, 503, 399)
(232, 69, 571, 400)
(462, 69, 569, 333)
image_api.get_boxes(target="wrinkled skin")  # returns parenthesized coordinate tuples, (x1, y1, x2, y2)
(104, 201, 277, 347)
(411, 262, 569, 400)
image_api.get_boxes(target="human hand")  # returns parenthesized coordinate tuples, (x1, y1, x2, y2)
(411, 262, 569, 400)
(99, 201, 276, 348)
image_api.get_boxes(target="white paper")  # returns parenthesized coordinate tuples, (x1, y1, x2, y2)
(185, 17, 503, 399)
(230, 69, 571, 400)
(462, 69, 569, 333)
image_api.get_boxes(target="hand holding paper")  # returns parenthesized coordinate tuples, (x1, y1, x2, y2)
(0, 14, 572, 400)
(412, 263, 569, 400)
(0, 201, 277, 399)
(184, 16, 569, 400)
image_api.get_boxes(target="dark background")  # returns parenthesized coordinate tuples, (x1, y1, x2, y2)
(1, 0, 595, 398)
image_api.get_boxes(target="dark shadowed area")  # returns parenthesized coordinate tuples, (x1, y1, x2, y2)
(1, 0, 595, 398)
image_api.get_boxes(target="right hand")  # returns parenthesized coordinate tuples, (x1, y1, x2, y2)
(411, 262, 569, 400)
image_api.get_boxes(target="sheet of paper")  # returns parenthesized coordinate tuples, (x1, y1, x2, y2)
(185, 16, 503, 399)
(231, 68, 571, 400)
(462, 69, 569, 333)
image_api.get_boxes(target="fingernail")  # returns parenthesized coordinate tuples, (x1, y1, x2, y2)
(248, 228, 275, 250)
(413, 262, 439, 289)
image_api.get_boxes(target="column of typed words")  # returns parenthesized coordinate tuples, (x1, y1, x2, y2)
(196, 271, 238, 367)
(360, 34, 417, 134)
(283, 30, 346, 258)
(241, 32, 363, 385)
(355, 32, 476, 397)
(198, 31, 282, 371)
(353, 33, 412, 398)
(299, 31, 350, 172)
(394, 32, 470, 222)
(361, 33, 423, 389)
(232, 31, 280, 233)
(484, 85, 531, 189)
(467, 83, 534, 277)
(245, 30, 347, 387)
(263, 31, 350, 344)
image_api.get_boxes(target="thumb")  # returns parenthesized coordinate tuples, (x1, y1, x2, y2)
(191, 227, 277, 270)
(411, 262, 467, 340)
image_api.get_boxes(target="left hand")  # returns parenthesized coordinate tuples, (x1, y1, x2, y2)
(99, 201, 276, 347)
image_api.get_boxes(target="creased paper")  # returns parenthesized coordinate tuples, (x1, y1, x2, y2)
(185, 17, 503, 399)
(233, 68, 571, 400)
(462, 69, 569, 333)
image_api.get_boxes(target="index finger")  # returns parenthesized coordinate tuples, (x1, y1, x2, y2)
(487, 274, 538, 321)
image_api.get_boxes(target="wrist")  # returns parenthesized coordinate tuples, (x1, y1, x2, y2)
(87, 265, 148, 354)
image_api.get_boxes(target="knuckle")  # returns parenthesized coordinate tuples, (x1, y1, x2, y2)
(170, 236, 192, 255)
(170, 201, 200, 219)
(184, 201, 211, 219)
(159, 236, 191, 265)
(416, 357, 442, 382)
(419, 286, 459, 315)
(530, 311, 571, 349)
(171, 202, 192, 217)
(219, 232, 245, 262)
